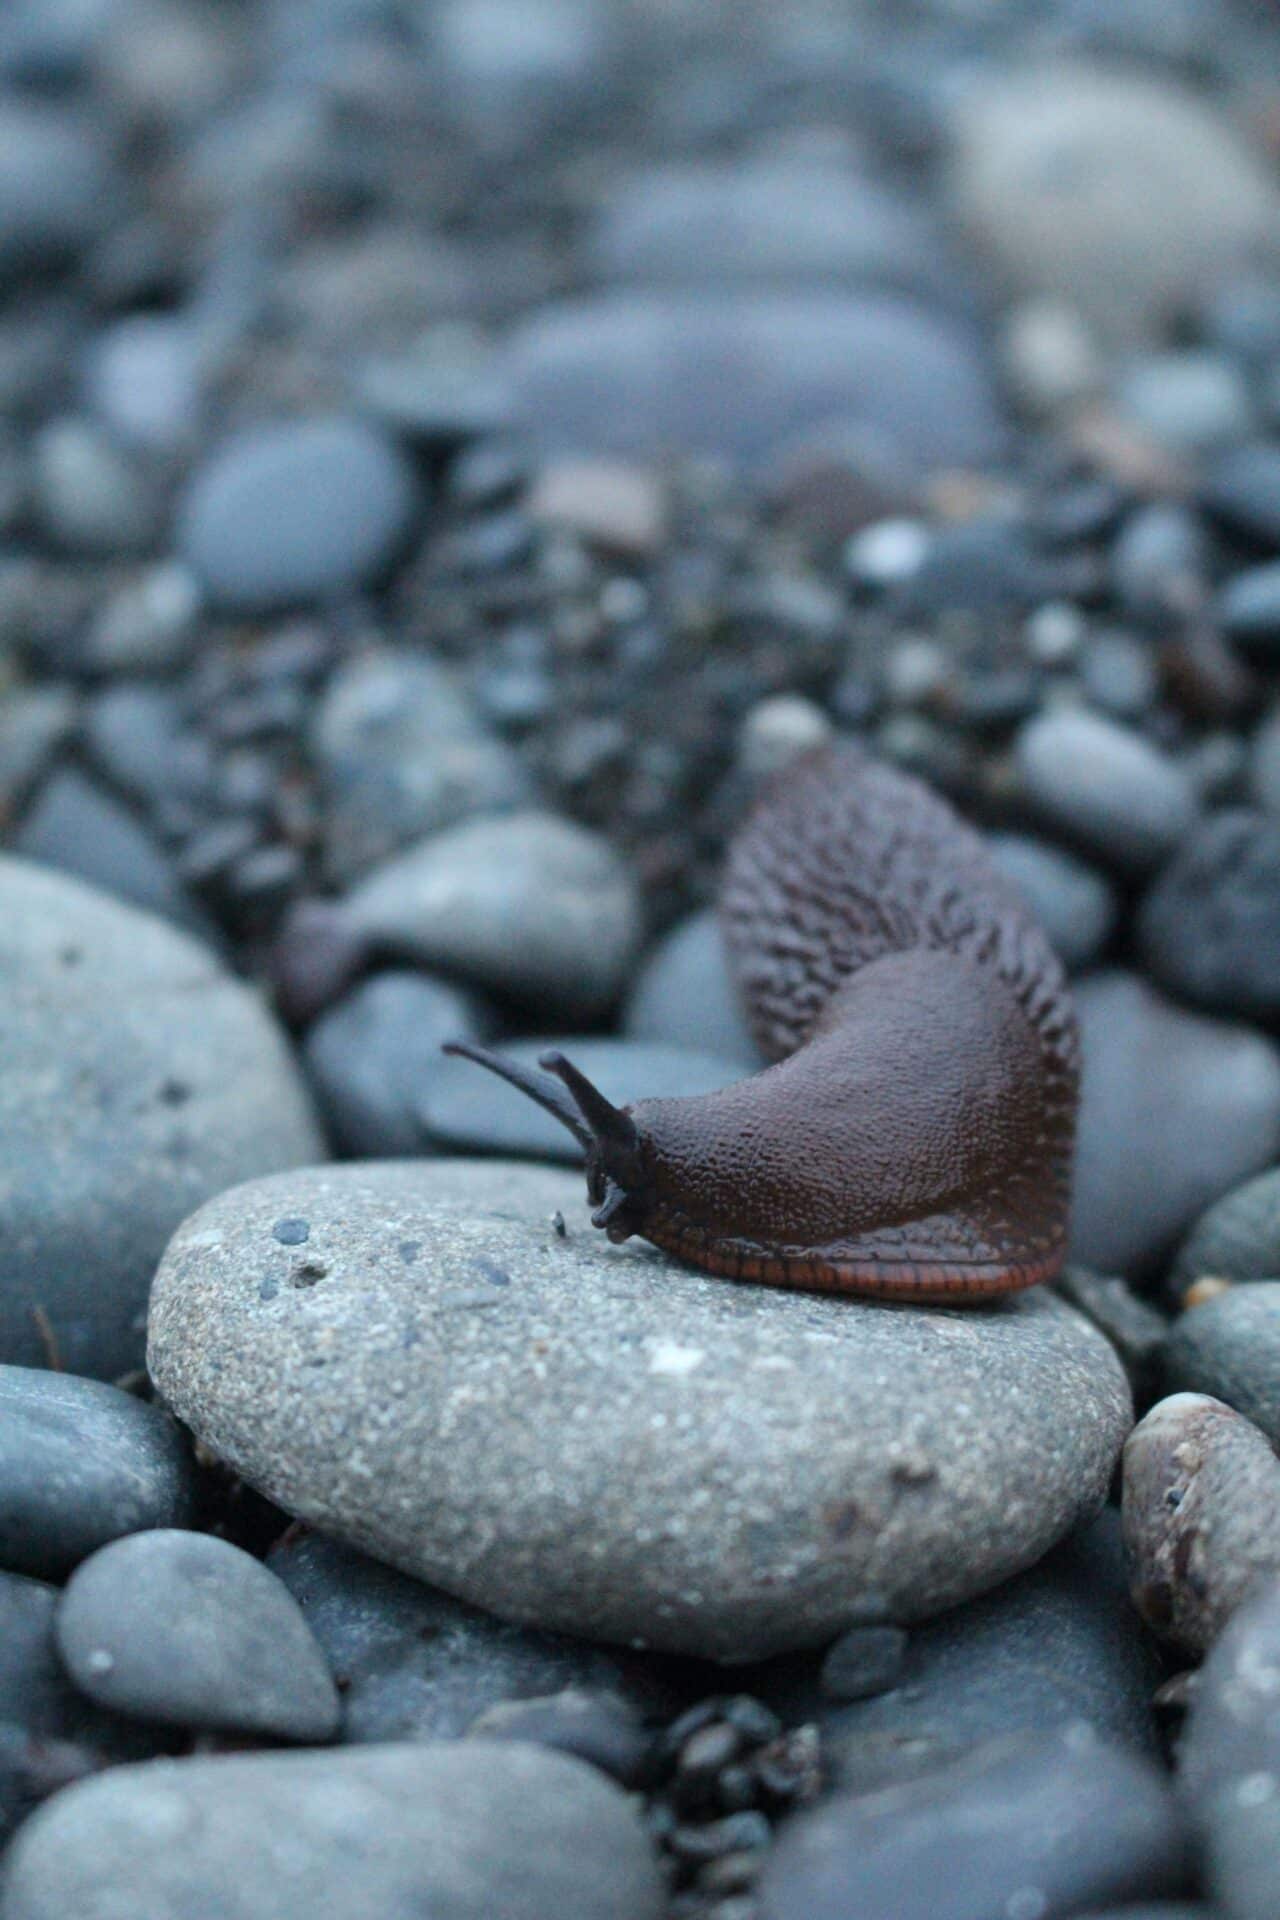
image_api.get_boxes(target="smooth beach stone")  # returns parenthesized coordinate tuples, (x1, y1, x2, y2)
(987, 833, 1116, 973)
(1014, 711, 1197, 875)
(148, 1161, 1132, 1662)
(421, 1039, 741, 1160)
(756, 1724, 1186, 1920)
(1113, 352, 1252, 457)
(1204, 441, 1280, 550)
(1172, 1168, 1280, 1297)
(310, 649, 528, 884)
(1139, 812, 1280, 1024)
(0, 689, 75, 820)
(268, 1529, 670, 1744)
(0, 1741, 665, 1920)
(175, 417, 420, 614)
(55, 1530, 339, 1741)
(947, 65, 1280, 344)
(623, 910, 762, 1067)
(342, 813, 642, 1022)
(1163, 1285, 1280, 1445)
(1070, 972, 1280, 1276)
(303, 971, 482, 1157)
(1123, 1394, 1280, 1657)
(504, 291, 1007, 476)
(31, 417, 159, 557)
(0, 857, 322, 1378)
(0, 1367, 196, 1581)
(0, 100, 112, 277)
(1220, 562, 1280, 654)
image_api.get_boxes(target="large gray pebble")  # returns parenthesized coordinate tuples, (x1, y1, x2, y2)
(0, 1741, 665, 1920)
(1172, 1167, 1280, 1297)
(310, 649, 528, 884)
(268, 1529, 674, 1744)
(148, 1161, 1132, 1661)
(623, 909, 761, 1066)
(987, 833, 1116, 972)
(1139, 812, 1280, 1025)
(175, 417, 420, 614)
(304, 971, 482, 1157)
(1071, 972, 1280, 1275)
(31, 417, 158, 557)
(0, 101, 111, 276)
(0, 1368, 196, 1581)
(756, 1724, 1185, 1920)
(1163, 1286, 1280, 1445)
(343, 814, 642, 1021)
(0, 857, 323, 1377)
(0, 1572, 151, 1757)
(422, 1038, 741, 1159)
(56, 1530, 339, 1740)
(1015, 711, 1197, 875)
(948, 65, 1280, 344)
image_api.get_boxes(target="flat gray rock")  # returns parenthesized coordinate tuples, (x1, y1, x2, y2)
(0, 1741, 665, 1920)
(0, 858, 324, 1378)
(149, 1161, 1132, 1661)
(56, 1530, 340, 1741)
(0, 1367, 197, 1581)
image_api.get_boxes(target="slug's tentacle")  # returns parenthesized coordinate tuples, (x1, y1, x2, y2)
(441, 1042, 595, 1150)
(442, 746, 1080, 1303)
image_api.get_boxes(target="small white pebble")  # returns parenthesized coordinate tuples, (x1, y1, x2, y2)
(845, 517, 928, 587)
(86, 1648, 115, 1676)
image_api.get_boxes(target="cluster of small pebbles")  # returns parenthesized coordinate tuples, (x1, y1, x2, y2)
(5, 1, 1280, 1917)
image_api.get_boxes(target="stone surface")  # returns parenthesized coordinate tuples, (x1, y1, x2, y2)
(1172, 1168, 1280, 1298)
(0, 100, 111, 277)
(1163, 1285, 1280, 1445)
(310, 649, 527, 884)
(1139, 812, 1280, 1024)
(175, 417, 420, 614)
(987, 833, 1116, 972)
(304, 971, 483, 1158)
(55, 1529, 340, 1740)
(756, 1725, 1186, 1920)
(0, 1741, 666, 1920)
(948, 65, 1280, 344)
(421, 1038, 740, 1160)
(1204, 441, 1280, 549)
(0, 857, 323, 1378)
(0, 1367, 196, 1581)
(268, 1528, 673, 1744)
(148, 1160, 1132, 1662)
(1219, 561, 1280, 652)
(31, 417, 158, 557)
(623, 910, 762, 1067)
(342, 813, 642, 1022)
(0, 1571, 151, 1758)
(1070, 972, 1280, 1276)
(1014, 711, 1197, 875)
(505, 291, 1007, 477)
(1123, 1393, 1280, 1657)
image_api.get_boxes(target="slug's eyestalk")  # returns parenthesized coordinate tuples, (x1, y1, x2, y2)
(441, 1042, 652, 1242)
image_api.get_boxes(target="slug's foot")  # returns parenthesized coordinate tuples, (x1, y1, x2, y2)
(441, 1042, 653, 1244)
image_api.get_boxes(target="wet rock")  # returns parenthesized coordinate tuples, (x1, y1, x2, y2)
(56, 1529, 339, 1741)
(623, 911, 760, 1068)
(1014, 711, 1197, 875)
(1139, 812, 1280, 1023)
(148, 1160, 1131, 1661)
(466, 1688, 650, 1785)
(987, 833, 1116, 972)
(1071, 973, 1280, 1275)
(1163, 1285, 1280, 1445)
(0, 1741, 665, 1920)
(1123, 1393, 1280, 1657)
(1171, 1168, 1280, 1299)
(0, 856, 322, 1377)
(0, 688, 75, 817)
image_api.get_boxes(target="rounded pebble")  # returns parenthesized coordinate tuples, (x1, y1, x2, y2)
(1163, 1284, 1280, 1444)
(1015, 710, 1197, 874)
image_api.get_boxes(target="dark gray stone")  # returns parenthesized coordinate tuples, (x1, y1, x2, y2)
(0, 1741, 666, 1920)
(83, 682, 208, 815)
(1163, 1285, 1280, 1445)
(56, 1530, 339, 1740)
(83, 316, 205, 454)
(756, 1725, 1186, 1920)
(0, 101, 112, 277)
(1052, 1269, 1170, 1401)
(0, 1571, 153, 1758)
(1113, 502, 1210, 624)
(0, 856, 323, 1378)
(466, 1688, 650, 1784)
(987, 834, 1116, 972)
(304, 971, 482, 1157)
(176, 417, 420, 614)
(1115, 352, 1251, 456)
(505, 291, 1007, 476)
(0, 1367, 196, 1580)
(623, 910, 761, 1067)
(1219, 562, 1280, 653)
(1204, 442, 1280, 549)
(1172, 1168, 1280, 1299)
(31, 417, 159, 557)
(1252, 709, 1280, 816)
(0, 689, 75, 817)
(1139, 812, 1280, 1024)
(81, 563, 201, 674)
(422, 1038, 740, 1160)
(1071, 973, 1280, 1276)
(310, 649, 527, 884)
(818, 1627, 908, 1705)
(267, 1528, 668, 1745)
(1014, 712, 1197, 875)
(148, 1160, 1131, 1661)
(342, 814, 642, 1022)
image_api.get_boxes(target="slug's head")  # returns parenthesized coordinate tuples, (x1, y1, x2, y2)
(441, 1043, 654, 1242)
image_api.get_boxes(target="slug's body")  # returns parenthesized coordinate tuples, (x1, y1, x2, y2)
(448, 747, 1079, 1303)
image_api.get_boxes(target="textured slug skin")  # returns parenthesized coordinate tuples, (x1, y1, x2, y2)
(624, 746, 1080, 1300)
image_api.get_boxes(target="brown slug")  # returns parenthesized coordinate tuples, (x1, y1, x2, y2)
(445, 745, 1079, 1302)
